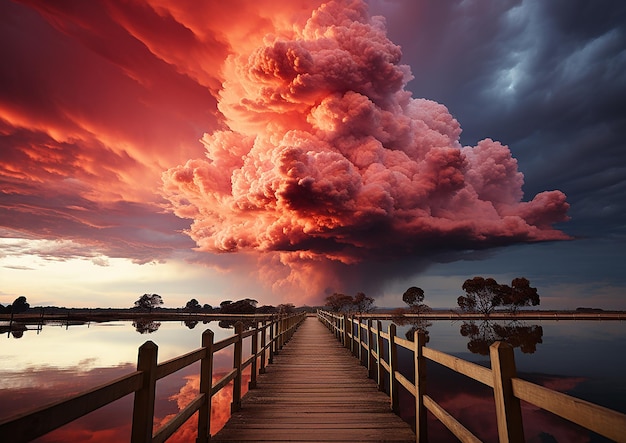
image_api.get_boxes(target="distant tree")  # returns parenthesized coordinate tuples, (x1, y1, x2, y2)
(402, 287, 424, 307)
(220, 298, 257, 314)
(352, 292, 375, 314)
(11, 296, 30, 314)
(202, 303, 213, 312)
(402, 287, 430, 315)
(458, 277, 540, 316)
(458, 277, 505, 316)
(324, 293, 354, 312)
(134, 294, 164, 312)
(277, 303, 296, 314)
(500, 278, 540, 313)
(257, 305, 278, 314)
(184, 298, 202, 312)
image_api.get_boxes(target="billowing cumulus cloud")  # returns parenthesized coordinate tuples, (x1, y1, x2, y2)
(162, 0, 569, 300)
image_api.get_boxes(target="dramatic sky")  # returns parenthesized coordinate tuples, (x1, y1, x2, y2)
(1, 0, 625, 309)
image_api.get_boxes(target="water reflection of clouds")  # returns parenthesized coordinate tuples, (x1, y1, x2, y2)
(0, 321, 236, 372)
(402, 364, 593, 442)
(2, 363, 246, 442)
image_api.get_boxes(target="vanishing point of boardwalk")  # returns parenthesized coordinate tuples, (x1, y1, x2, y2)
(212, 316, 415, 442)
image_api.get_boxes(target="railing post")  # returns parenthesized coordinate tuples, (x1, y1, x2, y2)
(367, 319, 374, 378)
(131, 341, 158, 443)
(490, 341, 525, 443)
(260, 320, 267, 374)
(269, 316, 275, 364)
(231, 322, 243, 413)
(249, 321, 259, 389)
(343, 314, 350, 349)
(357, 317, 363, 363)
(414, 331, 428, 443)
(389, 323, 399, 413)
(376, 320, 384, 391)
(197, 330, 214, 443)
(350, 315, 356, 355)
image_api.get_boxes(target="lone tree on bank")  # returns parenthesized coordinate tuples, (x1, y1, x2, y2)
(324, 292, 354, 312)
(353, 292, 375, 314)
(501, 277, 540, 313)
(402, 286, 430, 315)
(134, 294, 164, 312)
(184, 298, 202, 312)
(458, 276, 540, 316)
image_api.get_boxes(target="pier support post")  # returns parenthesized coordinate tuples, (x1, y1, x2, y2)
(231, 322, 243, 413)
(376, 320, 384, 391)
(249, 321, 259, 389)
(414, 331, 428, 443)
(131, 341, 158, 443)
(197, 330, 214, 443)
(490, 341, 524, 443)
(260, 320, 267, 374)
(389, 323, 399, 413)
(367, 319, 375, 378)
(269, 316, 275, 364)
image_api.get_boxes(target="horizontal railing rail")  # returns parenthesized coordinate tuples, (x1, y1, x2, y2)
(0, 312, 307, 443)
(317, 309, 626, 443)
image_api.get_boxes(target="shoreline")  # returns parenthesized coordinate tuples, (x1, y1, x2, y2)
(1, 309, 625, 324)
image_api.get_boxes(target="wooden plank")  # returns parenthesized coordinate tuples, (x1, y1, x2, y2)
(211, 317, 415, 442)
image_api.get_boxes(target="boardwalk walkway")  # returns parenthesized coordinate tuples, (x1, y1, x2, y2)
(212, 316, 415, 442)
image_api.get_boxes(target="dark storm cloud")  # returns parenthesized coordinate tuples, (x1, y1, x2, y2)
(370, 0, 626, 238)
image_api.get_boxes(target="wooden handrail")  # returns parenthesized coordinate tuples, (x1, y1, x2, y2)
(317, 309, 626, 443)
(0, 312, 307, 443)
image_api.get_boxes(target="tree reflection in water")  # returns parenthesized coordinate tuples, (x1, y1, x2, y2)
(184, 320, 198, 329)
(132, 318, 161, 334)
(460, 319, 543, 355)
(392, 311, 432, 343)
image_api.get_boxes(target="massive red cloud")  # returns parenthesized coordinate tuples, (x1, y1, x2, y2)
(162, 0, 570, 299)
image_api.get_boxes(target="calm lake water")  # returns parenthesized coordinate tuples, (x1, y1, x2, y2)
(1, 317, 624, 442)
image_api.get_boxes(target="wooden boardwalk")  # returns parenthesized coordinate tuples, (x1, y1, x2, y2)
(212, 316, 415, 442)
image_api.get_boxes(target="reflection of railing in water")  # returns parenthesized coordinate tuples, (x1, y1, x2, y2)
(0, 312, 307, 443)
(317, 310, 626, 443)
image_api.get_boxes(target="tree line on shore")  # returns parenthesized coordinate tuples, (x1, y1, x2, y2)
(2, 275, 540, 318)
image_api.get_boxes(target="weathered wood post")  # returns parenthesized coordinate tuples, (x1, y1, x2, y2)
(414, 331, 428, 443)
(278, 314, 285, 350)
(357, 317, 363, 364)
(259, 320, 267, 374)
(249, 321, 259, 389)
(367, 319, 375, 378)
(389, 323, 399, 413)
(196, 330, 214, 443)
(268, 316, 275, 364)
(376, 320, 384, 391)
(231, 322, 243, 413)
(490, 341, 524, 443)
(131, 341, 158, 443)
(343, 314, 350, 349)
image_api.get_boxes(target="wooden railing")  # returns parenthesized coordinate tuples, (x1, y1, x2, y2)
(317, 310, 626, 443)
(0, 312, 307, 443)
